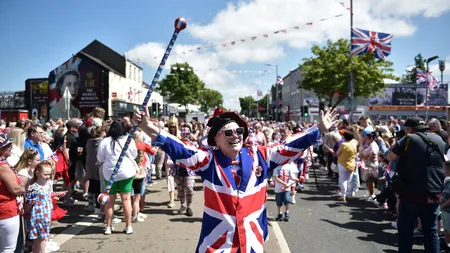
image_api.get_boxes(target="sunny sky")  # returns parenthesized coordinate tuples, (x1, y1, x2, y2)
(0, 0, 449, 110)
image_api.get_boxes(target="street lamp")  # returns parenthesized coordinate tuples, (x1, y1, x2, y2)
(265, 64, 278, 121)
(425, 56, 439, 120)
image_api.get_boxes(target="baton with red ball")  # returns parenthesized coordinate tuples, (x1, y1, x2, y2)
(98, 17, 187, 205)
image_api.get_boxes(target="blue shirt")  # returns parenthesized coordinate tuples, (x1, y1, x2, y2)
(24, 138, 44, 161)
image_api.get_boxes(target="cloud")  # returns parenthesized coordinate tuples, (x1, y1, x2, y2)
(126, 0, 450, 110)
(126, 43, 257, 110)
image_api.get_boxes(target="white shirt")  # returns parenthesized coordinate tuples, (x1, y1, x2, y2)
(7, 145, 21, 168)
(41, 142, 53, 159)
(97, 135, 138, 181)
(274, 163, 298, 193)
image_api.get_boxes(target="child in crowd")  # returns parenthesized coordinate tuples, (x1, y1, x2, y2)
(440, 161, 450, 249)
(25, 160, 65, 253)
(377, 153, 389, 209)
(274, 162, 299, 222)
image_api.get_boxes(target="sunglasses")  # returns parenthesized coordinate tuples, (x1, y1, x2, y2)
(218, 127, 245, 137)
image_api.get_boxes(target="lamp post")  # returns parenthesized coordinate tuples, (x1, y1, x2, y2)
(265, 64, 278, 121)
(425, 56, 439, 121)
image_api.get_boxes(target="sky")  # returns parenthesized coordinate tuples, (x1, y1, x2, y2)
(0, 0, 449, 110)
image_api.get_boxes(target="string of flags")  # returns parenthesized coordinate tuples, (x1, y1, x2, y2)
(170, 66, 272, 74)
(132, 12, 347, 64)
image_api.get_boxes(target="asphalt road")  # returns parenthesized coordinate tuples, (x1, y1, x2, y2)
(266, 165, 444, 253)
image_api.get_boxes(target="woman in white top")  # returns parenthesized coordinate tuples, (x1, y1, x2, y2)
(6, 127, 25, 167)
(97, 120, 137, 235)
(15, 148, 41, 191)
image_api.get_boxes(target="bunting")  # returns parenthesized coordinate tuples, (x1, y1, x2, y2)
(131, 12, 347, 65)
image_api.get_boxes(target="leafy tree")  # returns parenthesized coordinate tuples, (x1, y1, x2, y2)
(257, 94, 269, 115)
(400, 54, 426, 84)
(198, 88, 224, 113)
(299, 39, 399, 108)
(239, 96, 257, 117)
(157, 62, 205, 109)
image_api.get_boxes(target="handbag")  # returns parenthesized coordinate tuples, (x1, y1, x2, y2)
(116, 140, 141, 176)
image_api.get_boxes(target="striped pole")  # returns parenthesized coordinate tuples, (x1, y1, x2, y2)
(98, 17, 187, 205)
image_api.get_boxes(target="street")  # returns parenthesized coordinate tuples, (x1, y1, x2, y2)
(48, 169, 437, 253)
(267, 166, 438, 253)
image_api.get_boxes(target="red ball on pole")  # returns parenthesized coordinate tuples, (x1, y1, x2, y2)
(174, 17, 187, 32)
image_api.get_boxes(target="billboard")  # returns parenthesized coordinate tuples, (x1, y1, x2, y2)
(48, 55, 105, 119)
(368, 83, 448, 107)
(25, 78, 49, 119)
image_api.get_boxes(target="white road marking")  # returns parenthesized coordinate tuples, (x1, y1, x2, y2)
(52, 214, 97, 246)
(267, 195, 291, 253)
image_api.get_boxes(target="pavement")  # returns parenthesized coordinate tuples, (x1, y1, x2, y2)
(49, 178, 283, 253)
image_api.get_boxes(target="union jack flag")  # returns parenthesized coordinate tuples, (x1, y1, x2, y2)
(277, 76, 284, 86)
(157, 125, 320, 252)
(257, 90, 263, 97)
(417, 68, 440, 89)
(351, 28, 393, 60)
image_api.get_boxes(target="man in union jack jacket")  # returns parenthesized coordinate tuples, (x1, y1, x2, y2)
(133, 107, 337, 253)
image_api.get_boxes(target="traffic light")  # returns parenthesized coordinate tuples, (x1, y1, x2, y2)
(303, 106, 309, 117)
(151, 103, 157, 116)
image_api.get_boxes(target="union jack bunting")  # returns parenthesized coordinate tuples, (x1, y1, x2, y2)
(156, 125, 320, 252)
(351, 28, 393, 60)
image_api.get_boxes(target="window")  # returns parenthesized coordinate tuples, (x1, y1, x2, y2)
(129, 65, 132, 79)
(134, 68, 137, 81)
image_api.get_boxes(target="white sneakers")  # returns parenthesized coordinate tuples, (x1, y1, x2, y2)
(46, 240, 60, 252)
(123, 226, 133, 235)
(132, 216, 145, 223)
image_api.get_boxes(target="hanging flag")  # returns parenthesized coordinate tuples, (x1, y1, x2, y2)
(257, 90, 263, 97)
(416, 68, 428, 84)
(277, 76, 284, 86)
(351, 28, 393, 60)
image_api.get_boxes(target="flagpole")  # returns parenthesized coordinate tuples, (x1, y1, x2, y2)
(256, 83, 260, 119)
(348, 0, 355, 122)
(267, 89, 270, 119)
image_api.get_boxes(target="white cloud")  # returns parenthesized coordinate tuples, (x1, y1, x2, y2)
(126, 0, 450, 110)
(126, 43, 257, 110)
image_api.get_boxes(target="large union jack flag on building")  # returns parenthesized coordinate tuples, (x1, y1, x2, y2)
(351, 28, 393, 60)
(157, 125, 320, 252)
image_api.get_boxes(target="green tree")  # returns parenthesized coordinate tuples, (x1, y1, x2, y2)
(400, 54, 426, 84)
(257, 94, 269, 116)
(239, 96, 257, 117)
(299, 39, 399, 108)
(198, 88, 224, 113)
(157, 62, 205, 108)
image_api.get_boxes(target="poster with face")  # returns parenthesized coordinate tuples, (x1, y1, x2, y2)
(25, 79, 49, 119)
(48, 55, 104, 119)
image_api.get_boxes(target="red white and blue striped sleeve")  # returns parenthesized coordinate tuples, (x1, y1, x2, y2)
(156, 131, 212, 173)
(258, 125, 321, 172)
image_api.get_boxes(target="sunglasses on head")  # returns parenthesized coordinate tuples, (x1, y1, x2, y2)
(218, 127, 245, 137)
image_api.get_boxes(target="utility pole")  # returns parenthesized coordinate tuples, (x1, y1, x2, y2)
(348, 0, 355, 122)
(256, 83, 260, 119)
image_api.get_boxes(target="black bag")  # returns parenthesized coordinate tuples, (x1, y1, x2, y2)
(391, 132, 445, 193)
(177, 166, 189, 177)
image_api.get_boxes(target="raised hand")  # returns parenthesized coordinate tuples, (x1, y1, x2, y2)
(318, 109, 339, 133)
(133, 106, 151, 130)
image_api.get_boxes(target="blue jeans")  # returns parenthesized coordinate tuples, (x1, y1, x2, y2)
(398, 200, 440, 253)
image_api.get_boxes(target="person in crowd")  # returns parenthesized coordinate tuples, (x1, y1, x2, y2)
(97, 120, 137, 235)
(428, 118, 448, 144)
(0, 133, 25, 253)
(84, 118, 105, 215)
(40, 132, 53, 160)
(441, 161, 450, 250)
(274, 162, 299, 221)
(360, 132, 380, 200)
(7, 127, 25, 167)
(335, 130, 357, 203)
(323, 126, 340, 178)
(23, 125, 45, 162)
(15, 148, 41, 191)
(132, 106, 337, 252)
(25, 160, 61, 253)
(62, 119, 82, 207)
(387, 117, 446, 253)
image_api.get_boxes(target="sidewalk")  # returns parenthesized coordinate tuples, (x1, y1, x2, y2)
(51, 178, 283, 252)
